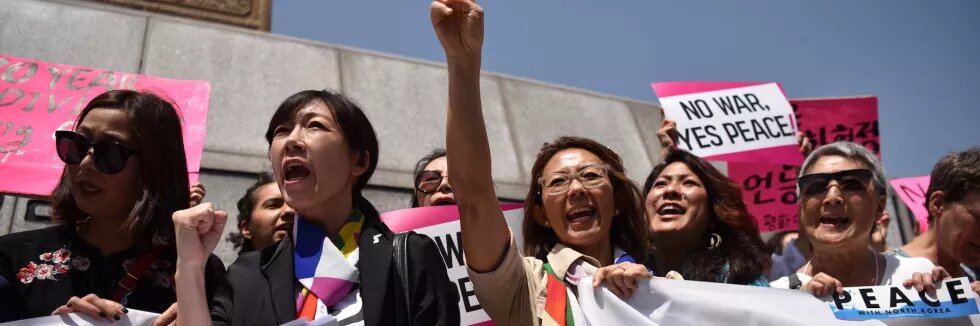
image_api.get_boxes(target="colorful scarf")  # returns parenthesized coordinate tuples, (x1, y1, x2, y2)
(294, 209, 365, 320)
(543, 249, 636, 326)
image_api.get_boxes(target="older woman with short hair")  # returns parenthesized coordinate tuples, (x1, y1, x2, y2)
(411, 148, 455, 208)
(771, 142, 935, 296)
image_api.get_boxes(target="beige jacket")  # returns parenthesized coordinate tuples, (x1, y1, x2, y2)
(468, 235, 600, 326)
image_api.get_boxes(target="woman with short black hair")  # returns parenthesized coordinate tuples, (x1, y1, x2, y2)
(174, 89, 459, 325)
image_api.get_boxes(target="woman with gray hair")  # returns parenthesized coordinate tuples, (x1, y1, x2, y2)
(771, 141, 935, 296)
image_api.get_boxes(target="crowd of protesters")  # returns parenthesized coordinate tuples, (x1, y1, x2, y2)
(0, 0, 977, 325)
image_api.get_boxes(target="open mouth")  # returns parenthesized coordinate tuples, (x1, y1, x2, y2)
(656, 203, 686, 218)
(818, 216, 851, 228)
(284, 162, 311, 182)
(566, 206, 596, 223)
(275, 223, 293, 232)
(76, 181, 102, 195)
(431, 198, 456, 206)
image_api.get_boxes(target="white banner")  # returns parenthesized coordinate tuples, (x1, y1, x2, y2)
(0, 309, 160, 326)
(576, 277, 980, 326)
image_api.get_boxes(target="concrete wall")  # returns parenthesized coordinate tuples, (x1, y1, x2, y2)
(0, 0, 665, 265)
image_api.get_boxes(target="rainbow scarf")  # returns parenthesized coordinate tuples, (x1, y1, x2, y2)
(542, 250, 636, 326)
(293, 209, 365, 320)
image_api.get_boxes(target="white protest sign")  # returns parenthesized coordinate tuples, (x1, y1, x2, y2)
(656, 82, 798, 159)
(381, 204, 525, 326)
(576, 277, 980, 326)
(824, 277, 979, 321)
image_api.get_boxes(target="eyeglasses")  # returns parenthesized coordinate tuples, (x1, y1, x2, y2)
(537, 164, 610, 195)
(415, 170, 448, 194)
(55, 130, 140, 175)
(797, 168, 873, 197)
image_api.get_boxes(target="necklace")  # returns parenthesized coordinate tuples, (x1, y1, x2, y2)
(803, 248, 879, 286)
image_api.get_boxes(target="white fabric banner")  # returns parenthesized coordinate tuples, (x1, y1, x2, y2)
(576, 277, 980, 326)
(0, 309, 160, 326)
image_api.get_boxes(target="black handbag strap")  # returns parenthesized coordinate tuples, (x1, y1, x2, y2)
(789, 273, 803, 290)
(393, 232, 413, 326)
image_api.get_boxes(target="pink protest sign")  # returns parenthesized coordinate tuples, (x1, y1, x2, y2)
(889, 176, 931, 233)
(0, 54, 210, 197)
(651, 81, 802, 165)
(791, 96, 880, 157)
(727, 162, 801, 232)
(381, 203, 524, 326)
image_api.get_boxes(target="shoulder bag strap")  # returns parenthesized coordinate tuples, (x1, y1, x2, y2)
(393, 232, 413, 326)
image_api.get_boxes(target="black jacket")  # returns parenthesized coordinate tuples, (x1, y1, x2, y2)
(209, 198, 460, 325)
(0, 224, 226, 321)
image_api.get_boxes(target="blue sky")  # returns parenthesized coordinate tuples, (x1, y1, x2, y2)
(271, 1, 980, 178)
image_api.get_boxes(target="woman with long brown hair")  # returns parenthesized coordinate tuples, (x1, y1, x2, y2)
(642, 150, 770, 285)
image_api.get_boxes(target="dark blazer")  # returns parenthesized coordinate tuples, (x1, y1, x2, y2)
(210, 198, 460, 326)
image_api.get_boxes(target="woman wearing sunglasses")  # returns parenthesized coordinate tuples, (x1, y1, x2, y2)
(411, 148, 456, 207)
(0, 90, 225, 322)
(172, 89, 459, 325)
(771, 142, 935, 294)
(642, 149, 771, 286)
(433, 1, 651, 324)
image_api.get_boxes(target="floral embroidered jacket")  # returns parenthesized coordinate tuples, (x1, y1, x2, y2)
(0, 225, 226, 321)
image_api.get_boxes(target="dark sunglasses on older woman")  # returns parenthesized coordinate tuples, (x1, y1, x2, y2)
(416, 170, 448, 194)
(797, 168, 873, 196)
(55, 130, 140, 175)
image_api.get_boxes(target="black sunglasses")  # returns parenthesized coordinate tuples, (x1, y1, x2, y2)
(55, 130, 140, 175)
(415, 170, 448, 194)
(797, 168, 874, 197)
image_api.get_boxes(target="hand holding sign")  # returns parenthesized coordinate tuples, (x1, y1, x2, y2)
(903, 266, 953, 296)
(798, 132, 814, 158)
(802, 272, 846, 298)
(592, 262, 653, 299)
(49, 294, 127, 323)
(656, 117, 678, 159)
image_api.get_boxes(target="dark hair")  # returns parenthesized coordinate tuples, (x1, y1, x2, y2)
(50, 90, 190, 249)
(925, 147, 980, 224)
(264, 89, 379, 197)
(226, 171, 277, 253)
(411, 148, 447, 208)
(642, 150, 770, 284)
(766, 230, 796, 256)
(522, 136, 650, 263)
